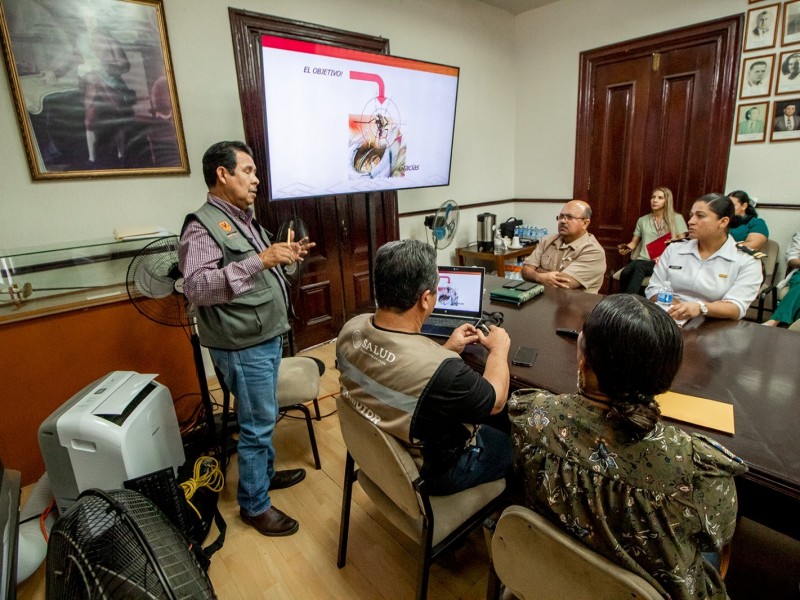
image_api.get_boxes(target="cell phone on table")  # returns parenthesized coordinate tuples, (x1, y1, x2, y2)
(512, 346, 538, 367)
(502, 280, 524, 289)
(516, 281, 538, 292)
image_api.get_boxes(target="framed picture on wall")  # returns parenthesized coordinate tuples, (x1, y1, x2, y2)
(783, 0, 800, 46)
(734, 102, 768, 144)
(0, 0, 189, 180)
(745, 3, 780, 51)
(739, 55, 774, 99)
(776, 50, 800, 94)
(770, 98, 800, 142)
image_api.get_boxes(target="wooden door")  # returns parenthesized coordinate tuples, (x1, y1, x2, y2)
(574, 16, 743, 278)
(228, 10, 399, 351)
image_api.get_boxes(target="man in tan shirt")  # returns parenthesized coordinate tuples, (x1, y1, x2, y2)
(521, 200, 606, 293)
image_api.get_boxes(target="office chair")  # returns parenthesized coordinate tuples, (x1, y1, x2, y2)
(336, 396, 506, 600)
(749, 239, 780, 322)
(485, 505, 663, 600)
(214, 356, 323, 473)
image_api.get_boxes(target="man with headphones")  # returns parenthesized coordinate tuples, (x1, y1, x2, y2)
(336, 239, 513, 495)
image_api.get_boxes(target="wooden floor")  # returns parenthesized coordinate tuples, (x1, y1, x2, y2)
(16, 339, 800, 599)
(17, 340, 493, 600)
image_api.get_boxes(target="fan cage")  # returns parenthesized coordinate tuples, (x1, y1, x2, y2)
(46, 489, 215, 600)
(126, 236, 191, 328)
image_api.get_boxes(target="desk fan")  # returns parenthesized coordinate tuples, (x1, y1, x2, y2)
(424, 199, 460, 250)
(46, 488, 214, 599)
(125, 235, 217, 441)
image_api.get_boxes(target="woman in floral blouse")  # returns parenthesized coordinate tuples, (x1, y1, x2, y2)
(509, 294, 746, 600)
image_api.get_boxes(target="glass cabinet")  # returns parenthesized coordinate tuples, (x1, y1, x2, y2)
(0, 235, 172, 323)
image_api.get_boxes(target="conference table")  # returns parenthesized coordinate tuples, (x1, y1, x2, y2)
(462, 276, 800, 539)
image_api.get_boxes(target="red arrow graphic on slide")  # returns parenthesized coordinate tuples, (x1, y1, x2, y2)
(350, 71, 386, 104)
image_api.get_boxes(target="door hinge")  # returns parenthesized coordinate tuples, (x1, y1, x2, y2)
(652, 52, 661, 72)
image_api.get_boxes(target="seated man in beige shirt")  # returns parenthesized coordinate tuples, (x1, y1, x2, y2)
(521, 200, 606, 293)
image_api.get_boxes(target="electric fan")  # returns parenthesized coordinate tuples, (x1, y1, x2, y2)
(46, 488, 215, 599)
(125, 236, 217, 441)
(424, 199, 460, 250)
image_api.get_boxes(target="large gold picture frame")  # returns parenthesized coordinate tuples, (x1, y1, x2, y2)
(0, 0, 188, 180)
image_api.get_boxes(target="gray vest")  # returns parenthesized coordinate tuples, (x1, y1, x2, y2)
(184, 203, 290, 350)
(336, 313, 460, 457)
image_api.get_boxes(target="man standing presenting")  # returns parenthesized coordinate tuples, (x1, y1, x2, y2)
(521, 200, 606, 293)
(179, 141, 314, 537)
(337, 240, 513, 495)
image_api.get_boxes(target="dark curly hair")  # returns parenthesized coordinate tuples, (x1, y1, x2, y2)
(581, 294, 683, 436)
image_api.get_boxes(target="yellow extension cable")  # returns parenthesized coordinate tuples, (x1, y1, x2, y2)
(181, 456, 225, 520)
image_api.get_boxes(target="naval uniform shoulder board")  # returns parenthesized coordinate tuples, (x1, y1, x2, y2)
(735, 241, 765, 260)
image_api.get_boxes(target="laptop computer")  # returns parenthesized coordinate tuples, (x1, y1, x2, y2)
(421, 266, 485, 338)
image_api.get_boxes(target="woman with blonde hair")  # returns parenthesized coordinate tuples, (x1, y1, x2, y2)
(618, 186, 687, 294)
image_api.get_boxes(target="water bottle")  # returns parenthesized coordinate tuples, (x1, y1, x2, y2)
(493, 229, 504, 255)
(657, 280, 674, 309)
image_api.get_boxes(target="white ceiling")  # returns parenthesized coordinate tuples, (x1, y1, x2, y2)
(477, 0, 560, 16)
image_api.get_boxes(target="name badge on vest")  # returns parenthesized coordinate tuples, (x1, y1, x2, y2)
(668, 265, 682, 270)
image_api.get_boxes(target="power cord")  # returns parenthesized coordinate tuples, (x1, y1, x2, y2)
(181, 456, 224, 520)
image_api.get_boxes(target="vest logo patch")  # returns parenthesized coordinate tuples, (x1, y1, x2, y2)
(218, 220, 232, 233)
(352, 329, 397, 363)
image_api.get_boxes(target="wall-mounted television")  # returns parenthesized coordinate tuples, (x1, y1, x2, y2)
(261, 35, 459, 201)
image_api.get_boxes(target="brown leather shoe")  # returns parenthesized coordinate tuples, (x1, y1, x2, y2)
(270, 468, 306, 490)
(240, 506, 299, 537)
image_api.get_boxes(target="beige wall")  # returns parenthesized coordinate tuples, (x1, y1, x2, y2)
(512, 0, 799, 274)
(1, 0, 796, 267)
(0, 0, 515, 252)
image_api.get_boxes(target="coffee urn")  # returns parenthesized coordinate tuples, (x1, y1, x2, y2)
(477, 212, 497, 252)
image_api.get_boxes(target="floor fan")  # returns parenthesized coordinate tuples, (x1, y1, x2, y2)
(125, 235, 218, 446)
(424, 199, 460, 251)
(46, 488, 215, 599)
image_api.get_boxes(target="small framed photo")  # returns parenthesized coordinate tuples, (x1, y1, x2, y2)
(745, 3, 780, 51)
(776, 51, 800, 95)
(739, 55, 774, 99)
(734, 102, 768, 144)
(783, 0, 800, 47)
(770, 98, 800, 142)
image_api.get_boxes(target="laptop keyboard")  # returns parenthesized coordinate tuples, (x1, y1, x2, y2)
(425, 316, 472, 328)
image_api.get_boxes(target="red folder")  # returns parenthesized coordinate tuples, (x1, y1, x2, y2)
(646, 233, 671, 260)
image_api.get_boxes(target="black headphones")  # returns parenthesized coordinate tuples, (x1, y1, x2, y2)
(481, 310, 504, 327)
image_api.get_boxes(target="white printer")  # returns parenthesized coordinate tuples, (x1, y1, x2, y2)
(39, 371, 185, 513)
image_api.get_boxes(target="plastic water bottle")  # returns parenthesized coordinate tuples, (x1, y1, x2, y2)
(657, 280, 674, 310)
(493, 229, 504, 255)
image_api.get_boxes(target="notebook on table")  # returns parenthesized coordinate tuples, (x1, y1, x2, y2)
(421, 266, 485, 338)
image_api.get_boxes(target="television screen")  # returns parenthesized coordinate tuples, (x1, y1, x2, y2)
(261, 35, 459, 200)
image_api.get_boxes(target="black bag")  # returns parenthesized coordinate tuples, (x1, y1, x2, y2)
(124, 464, 226, 571)
(499, 217, 522, 239)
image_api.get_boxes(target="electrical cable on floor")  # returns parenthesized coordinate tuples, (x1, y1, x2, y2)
(181, 456, 224, 520)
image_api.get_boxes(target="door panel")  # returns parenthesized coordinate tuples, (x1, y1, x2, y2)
(574, 16, 742, 283)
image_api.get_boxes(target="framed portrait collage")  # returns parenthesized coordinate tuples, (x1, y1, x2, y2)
(737, 0, 800, 143)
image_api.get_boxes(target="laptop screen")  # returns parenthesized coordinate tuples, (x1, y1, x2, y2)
(433, 266, 484, 319)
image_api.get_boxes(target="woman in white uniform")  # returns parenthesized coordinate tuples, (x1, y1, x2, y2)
(645, 193, 763, 321)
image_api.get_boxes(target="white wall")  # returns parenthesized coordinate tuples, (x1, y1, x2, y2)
(513, 0, 800, 276)
(1, 0, 797, 271)
(0, 0, 515, 250)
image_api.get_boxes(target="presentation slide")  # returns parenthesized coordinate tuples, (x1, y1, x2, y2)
(261, 35, 459, 200)
(435, 269, 483, 313)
